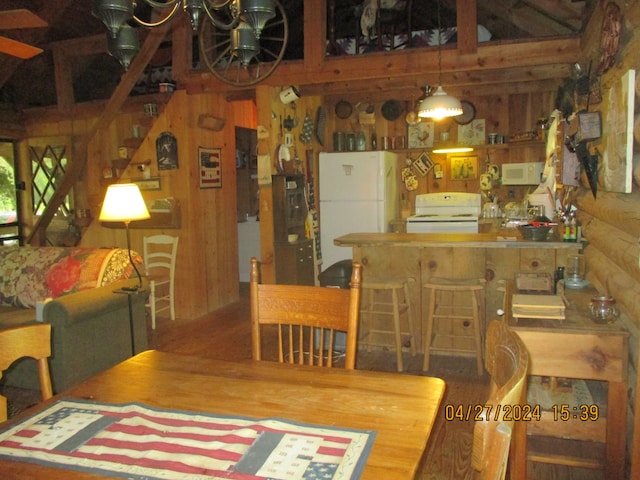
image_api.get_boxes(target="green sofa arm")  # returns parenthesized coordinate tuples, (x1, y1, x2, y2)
(3, 278, 149, 393)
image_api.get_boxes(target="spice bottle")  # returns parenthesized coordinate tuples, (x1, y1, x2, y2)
(569, 216, 577, 242)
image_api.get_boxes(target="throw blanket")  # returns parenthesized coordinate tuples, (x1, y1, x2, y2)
(0, 399, 375, 480)
(0, 246, 144, 308)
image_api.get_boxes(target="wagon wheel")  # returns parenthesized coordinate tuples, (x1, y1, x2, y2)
(198, 0, 288, 86)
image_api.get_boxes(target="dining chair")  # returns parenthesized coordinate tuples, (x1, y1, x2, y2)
(143, 234, 179, 329)
(0, 324, 53, 422)
(249, 257, 362, 369)
(471, 320, 529, 480)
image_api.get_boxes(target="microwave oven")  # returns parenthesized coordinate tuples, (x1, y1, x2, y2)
(501, 162, 544, 185)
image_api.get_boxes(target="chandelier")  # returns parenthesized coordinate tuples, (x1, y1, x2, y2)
(92, 0, 288, 86)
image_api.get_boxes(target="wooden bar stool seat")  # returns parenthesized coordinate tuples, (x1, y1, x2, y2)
(360, 278, 416, 372)
(423, 277, 486, 375)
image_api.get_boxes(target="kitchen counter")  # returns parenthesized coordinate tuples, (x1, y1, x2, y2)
(334, 231, 578, 249)
(333, 231, 582, 354)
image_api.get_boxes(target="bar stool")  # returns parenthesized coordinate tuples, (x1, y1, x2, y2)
(360, 278, 416, 372)
(422, 277, 486, 375)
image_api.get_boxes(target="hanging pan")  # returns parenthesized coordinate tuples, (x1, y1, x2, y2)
(335, 100, 353, 119)
(381, 99, 403, 121)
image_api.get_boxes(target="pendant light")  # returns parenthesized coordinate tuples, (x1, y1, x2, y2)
(418, 1, 462, 120)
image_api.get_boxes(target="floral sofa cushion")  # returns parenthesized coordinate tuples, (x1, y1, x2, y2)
(0, 246, 145, 309)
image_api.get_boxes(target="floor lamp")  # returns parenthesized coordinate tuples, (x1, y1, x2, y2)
(99, 183, 150, 355)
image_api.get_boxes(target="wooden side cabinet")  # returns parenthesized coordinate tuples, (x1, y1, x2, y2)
(272, 174, 313, 285)
(274, 239, 314, 286)
(272, 174, 307, 242)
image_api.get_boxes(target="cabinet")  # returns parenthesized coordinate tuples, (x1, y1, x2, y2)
(274, 239, 314, 285)
(509, 283, 628, 479)
(272, 174, 307, 242)
(272, 174, 313, 285)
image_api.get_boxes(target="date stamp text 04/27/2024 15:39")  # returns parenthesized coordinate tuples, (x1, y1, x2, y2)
(444, 403, 600, 422)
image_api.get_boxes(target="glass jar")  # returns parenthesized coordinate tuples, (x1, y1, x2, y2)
(589, 295, 620, 324)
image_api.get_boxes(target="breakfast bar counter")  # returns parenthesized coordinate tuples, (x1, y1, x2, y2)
(333, 231, 578, 248)
(334, 232, 582, 353)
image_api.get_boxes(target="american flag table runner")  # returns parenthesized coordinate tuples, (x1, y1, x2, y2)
(0, 399, 376, 480)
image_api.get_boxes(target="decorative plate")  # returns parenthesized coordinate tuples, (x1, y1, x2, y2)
(454, 100, 476, 125)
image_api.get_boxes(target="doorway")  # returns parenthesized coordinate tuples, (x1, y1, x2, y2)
(0, 139, 20, 245)
(235, 127, 260, 283)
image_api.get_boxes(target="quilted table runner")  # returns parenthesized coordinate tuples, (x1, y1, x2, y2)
(0, 399, 375, 480)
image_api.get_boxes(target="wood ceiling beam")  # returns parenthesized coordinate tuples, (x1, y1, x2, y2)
(457, 0, 477, 55)
(182, 35, 579, 97)
(27, 23, 172, 245)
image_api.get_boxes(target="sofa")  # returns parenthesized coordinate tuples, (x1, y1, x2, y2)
(0, 245, 148, 393)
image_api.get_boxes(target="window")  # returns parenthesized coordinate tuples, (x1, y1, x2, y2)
(30, 143, 74, 217)
(0, 139, 19, 245)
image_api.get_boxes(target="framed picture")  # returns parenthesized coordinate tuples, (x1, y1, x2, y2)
(450, 155, 479, 180)
(156, 132, 179, 170)
(408, 121, 434, 148)
(133, 177, 161, 191)
(412, 151, 434, 176)
(457, 119, 486, 145)
(199, 147, 222, 188)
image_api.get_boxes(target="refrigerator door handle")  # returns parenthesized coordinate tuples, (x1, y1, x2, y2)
(342, 164, 354, 175)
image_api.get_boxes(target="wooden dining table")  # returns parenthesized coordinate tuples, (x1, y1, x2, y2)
(0, 350, 446, 479)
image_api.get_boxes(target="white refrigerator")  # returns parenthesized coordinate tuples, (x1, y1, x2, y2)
(319, 151, 399, 270)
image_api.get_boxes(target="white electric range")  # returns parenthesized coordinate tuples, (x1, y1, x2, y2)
(406, 192, 481, 233)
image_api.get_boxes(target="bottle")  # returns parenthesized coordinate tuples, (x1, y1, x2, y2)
(563, 218, 570, 242)
(569, 216, 577, 242)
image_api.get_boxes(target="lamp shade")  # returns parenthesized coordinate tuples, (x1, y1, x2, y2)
(99, 184, 150, 223)
(418, 85, 463, 120)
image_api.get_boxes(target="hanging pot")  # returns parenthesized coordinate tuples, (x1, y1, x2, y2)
(381, 99, 403, 121)
(335, 100, 353, 119)
(405, 110, 419, 125)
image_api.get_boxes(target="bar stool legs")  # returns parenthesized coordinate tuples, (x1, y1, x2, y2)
(360, 279, 416, 372)
(422, 278, 486, 375)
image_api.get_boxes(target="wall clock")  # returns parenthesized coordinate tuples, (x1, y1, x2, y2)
(454, 100, 476, 125)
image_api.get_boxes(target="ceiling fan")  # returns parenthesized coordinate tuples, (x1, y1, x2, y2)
(0, 8, 47, 59)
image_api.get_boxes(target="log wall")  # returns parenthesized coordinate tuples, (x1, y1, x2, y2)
(573, 2, 640, 474)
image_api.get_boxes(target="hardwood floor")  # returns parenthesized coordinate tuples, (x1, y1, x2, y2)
(149, 285, 607, 480)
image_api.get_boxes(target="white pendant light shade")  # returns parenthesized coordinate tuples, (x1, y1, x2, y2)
(418, 85, 463, 120)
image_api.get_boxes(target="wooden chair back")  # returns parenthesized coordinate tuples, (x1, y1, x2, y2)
(472, 320, 529, 480)
(0, 324, 53, 422)
(143, 234, 179, 328)
(250, 257, 362, 369)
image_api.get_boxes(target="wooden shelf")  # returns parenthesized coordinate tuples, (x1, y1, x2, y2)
(325, 141, 544, 154)
(102, 200, 181, 229)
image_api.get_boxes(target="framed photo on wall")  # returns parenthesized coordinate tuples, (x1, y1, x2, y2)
(408, 121, 434, 148)
(199, 147, 222, 188)
(156, 132, 179, 170)
(450, 155, 479, 180)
